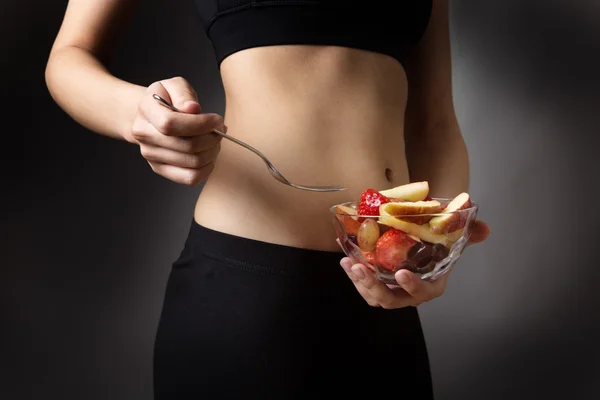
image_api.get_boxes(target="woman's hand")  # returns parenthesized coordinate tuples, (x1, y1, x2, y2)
(340, 220, 491, 309)
(130, 77, 227, 185)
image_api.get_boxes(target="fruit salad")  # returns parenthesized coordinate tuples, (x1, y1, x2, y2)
(331, 181, 478, 282)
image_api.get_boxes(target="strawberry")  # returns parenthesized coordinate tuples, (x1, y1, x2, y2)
(357, 189, 390, 216)
(375, 229, 418, 271)
(363, 251, 377, 264)
(362, 251, 379, 271)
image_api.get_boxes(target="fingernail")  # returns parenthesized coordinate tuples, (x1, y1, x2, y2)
(397, 272, 410, 286)
(340, 260, 351, 272)
(353, 266, 365, 280)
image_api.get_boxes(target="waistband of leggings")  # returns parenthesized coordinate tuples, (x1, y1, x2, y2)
(185, 219, 346, 277)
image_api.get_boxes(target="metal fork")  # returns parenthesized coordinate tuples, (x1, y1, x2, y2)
(152, 94, 347, 192)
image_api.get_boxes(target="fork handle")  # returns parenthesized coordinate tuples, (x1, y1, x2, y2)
(209, 129, 271, 165)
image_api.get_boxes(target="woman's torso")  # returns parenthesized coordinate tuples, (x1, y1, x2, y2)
(195, 45, 411, 252)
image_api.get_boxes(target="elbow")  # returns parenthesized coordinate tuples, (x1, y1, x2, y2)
(44, 52, 59, 102)
(44, 46, 76, 106)
(44, 45, 75, 100)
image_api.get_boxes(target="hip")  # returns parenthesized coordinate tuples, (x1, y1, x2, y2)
(154, 221, 432, 397)
(160, 220, 425, 340)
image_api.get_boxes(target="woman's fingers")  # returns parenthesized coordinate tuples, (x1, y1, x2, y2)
(139, 79, 226, 137)
(340, 258, 418, 309)
(467, 220, 491, 246)
(144, 100, 224, 137)
(352, 264, 404, 309)
(340, 259, 384, 307)
(339, 257, 452, 309)
(394, 269, 446, 303)
(338, 222, 490, 310)
(159, 77, 200, 111)
(340, 258, 358, 282)
(140, 141, 221, 169)
(147, 160, 216, 186)
(132, 118, 222, 153)
(129, 77, 226, 186)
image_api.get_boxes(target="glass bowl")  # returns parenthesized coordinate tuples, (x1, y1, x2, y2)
(331, 197, 479, 284)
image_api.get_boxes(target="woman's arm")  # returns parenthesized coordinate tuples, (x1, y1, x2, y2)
(45, 0, 144, 143)
(45, 0, 227, 185)
(404, 0, 470, 197)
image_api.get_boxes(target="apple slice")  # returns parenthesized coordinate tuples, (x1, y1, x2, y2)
(381, 200, 443, 224)
(429, 192, 472, 234)
(335, 204, 362, 236)
(379, 181, 429, 202)
(379, 205, 463, 247)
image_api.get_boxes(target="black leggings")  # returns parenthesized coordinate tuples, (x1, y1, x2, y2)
(153, 221, 433, 399)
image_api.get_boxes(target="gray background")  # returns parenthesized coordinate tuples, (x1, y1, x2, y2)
(2, 0, 599, 399)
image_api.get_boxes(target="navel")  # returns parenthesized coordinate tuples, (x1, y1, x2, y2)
(385, 168, 394, 183)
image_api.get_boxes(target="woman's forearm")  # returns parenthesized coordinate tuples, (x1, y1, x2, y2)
(405, 122, 470, 197)
(45, 45, 146, 143)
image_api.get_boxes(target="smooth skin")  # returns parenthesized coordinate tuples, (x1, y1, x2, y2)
(45, 0, 490, 310)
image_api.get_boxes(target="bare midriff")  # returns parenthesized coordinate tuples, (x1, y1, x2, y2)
(195, 45, 410, 252)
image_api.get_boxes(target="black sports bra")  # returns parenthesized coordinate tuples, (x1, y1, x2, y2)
(193, 0, 433, 67)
